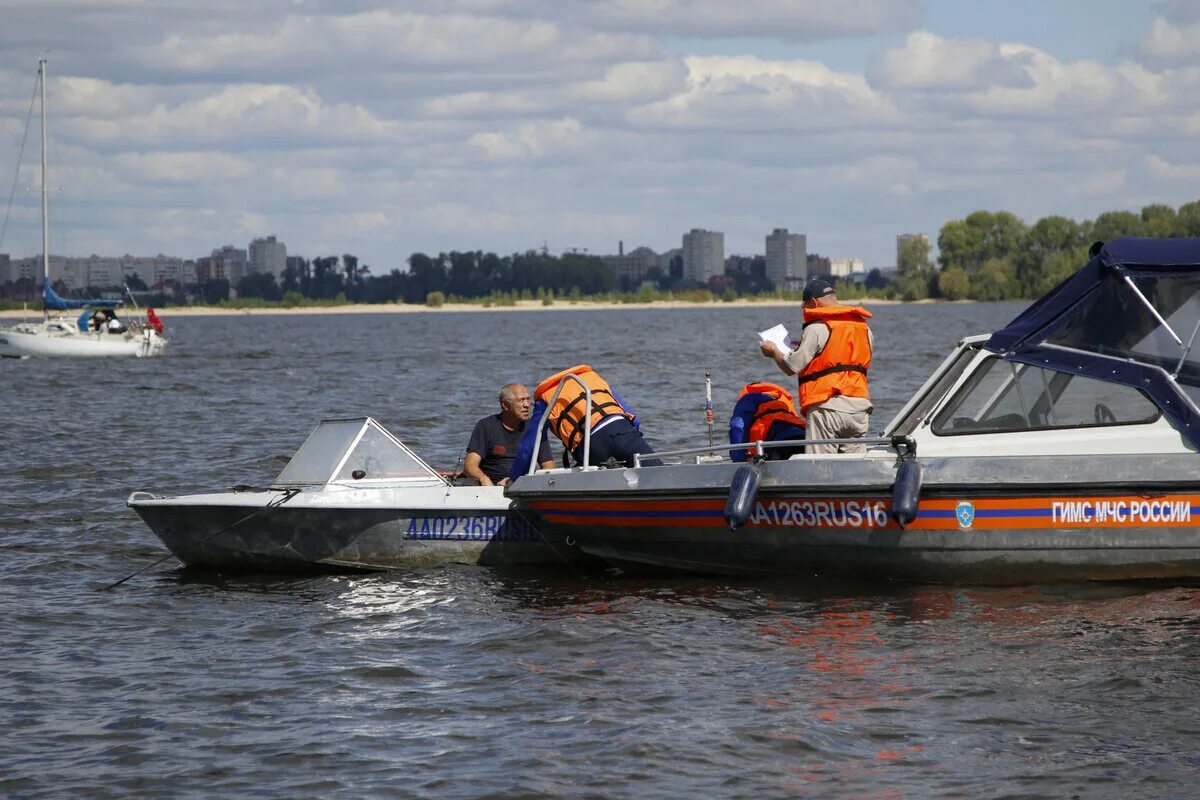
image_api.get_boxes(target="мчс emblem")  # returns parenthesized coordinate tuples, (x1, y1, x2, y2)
(955, 501, 975, 529)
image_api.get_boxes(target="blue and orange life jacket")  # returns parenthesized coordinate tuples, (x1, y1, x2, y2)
(729, 382, 806, 462)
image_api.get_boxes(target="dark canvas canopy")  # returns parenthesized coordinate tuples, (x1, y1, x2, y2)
(43, 277, 120, 311)
(986, 237, 1200, 448)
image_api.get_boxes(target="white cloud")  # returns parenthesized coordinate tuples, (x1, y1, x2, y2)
(1145, 154, 1200, 182)
(67, 83, 395, 148)
(584, 0, 919, 39)
(2, 2, 1199, 272)
(110, 151, 252, 184)
(630, 55, 897, 132)
(470, 117, 594, 161)
(134, 11, 654, 76)
(869, 31, 1032, 91)
(1138, 16, 1200, 63)
(961, 49, 1167, 117)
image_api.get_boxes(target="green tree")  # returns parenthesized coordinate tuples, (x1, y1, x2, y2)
(1141, 204, 1177, 238)
(1015, 215, 1086, 295)
(937, 219, 975, 270)
(236, 271, 282, 301)
(1175, 200, 1200, 237)
(200, 278, 230, 304)
(897, 235, 934, 277)
(897, 274, 929, 301)
(1090, 211, 1142, 243)
(938, 266, 970, 300)
(969, 259, 1015, 301)
(938, 211, 1026, 272)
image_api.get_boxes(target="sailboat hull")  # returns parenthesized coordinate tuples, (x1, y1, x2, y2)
(0, 323, 165, 358)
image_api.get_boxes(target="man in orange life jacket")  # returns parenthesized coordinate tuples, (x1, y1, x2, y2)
(509, 365, 661, 478)
(759, 278, 874, 453)
(464, 383, 554, 487)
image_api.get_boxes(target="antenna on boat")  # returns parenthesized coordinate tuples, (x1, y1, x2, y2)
(705, 370, 714, 447)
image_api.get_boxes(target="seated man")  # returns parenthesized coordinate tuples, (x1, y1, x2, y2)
(510, 365, 660, 477)
(463, 383, 554, 487)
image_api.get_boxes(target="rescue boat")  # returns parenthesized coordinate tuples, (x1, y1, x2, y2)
(507, 237, 1200, 584)
(128, 417, 554, 572)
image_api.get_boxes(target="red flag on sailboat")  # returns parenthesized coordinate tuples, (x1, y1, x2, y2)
(146, 307, 165, 334)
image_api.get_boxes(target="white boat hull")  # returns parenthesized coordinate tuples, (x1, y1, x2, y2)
(129, 485, 556, 571)
(0, 321, 166, 358)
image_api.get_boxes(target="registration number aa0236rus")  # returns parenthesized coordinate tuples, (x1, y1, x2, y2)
(750, 499, 889, 529)
(404, 514, 539, 541)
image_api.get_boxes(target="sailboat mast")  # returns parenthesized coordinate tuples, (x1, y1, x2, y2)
(39, 58, 49, 289)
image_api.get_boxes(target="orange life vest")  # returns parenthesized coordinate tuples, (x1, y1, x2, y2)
(797, 305, 872, 413)
(732, 383, 807, 460)
(534, 365, 633, 454)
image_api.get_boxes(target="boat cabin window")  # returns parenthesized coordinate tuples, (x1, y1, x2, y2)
(275, 419, 363, 484)
(890, 345, 980, 435)
(931, 357, 1159, 435)
(333, 424, 436, 481)
(275, 419, 438, 485)
(1049, 272, 1200, 387)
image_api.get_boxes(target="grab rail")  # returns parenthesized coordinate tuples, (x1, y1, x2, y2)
(631, 435, 914, 467)
(528, 373, 596, 475)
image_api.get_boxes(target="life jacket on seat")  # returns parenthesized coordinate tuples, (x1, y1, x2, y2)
(797, 305, 872, 414)
(729, 382, 806, 462)
(509, 365, 640, 479)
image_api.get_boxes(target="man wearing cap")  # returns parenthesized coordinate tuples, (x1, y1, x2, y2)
(759, 278, 874, 453)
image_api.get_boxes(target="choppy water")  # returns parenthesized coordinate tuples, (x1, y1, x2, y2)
(3, 302, 1199, 799)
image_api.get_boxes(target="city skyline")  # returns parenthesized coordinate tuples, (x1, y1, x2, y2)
(1, 222, 904, 289)
(1, 1, 1195, 272)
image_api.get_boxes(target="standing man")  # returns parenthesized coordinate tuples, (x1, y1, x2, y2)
(464, 383, 554, 486)
(760, 278, 874, 453)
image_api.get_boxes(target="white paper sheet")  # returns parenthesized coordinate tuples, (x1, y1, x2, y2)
(758, 323, 794, 353)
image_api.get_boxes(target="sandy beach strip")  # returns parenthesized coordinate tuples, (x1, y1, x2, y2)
(0, 297, 911, 319)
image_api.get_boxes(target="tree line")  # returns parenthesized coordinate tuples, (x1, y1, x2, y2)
(893, 200, 1200, 302)
(5, 199, 1198, 308)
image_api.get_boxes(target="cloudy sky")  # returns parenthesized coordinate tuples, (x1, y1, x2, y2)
(1, 0, 1197, 271)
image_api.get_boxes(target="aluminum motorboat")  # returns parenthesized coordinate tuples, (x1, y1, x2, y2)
(129, 417, 554, 571)
(508, 238, 1200, 584)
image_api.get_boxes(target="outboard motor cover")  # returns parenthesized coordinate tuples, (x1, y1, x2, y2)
(890, 458, 922, 528)
(724, 463, 761, 530)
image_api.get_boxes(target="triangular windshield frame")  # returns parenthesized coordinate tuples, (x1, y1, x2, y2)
(273, 417, 446, 487)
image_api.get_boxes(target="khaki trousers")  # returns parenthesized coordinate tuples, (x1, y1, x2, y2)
(805, 405, 870, 453)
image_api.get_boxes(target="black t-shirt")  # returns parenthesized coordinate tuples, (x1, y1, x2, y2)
(466, 414, 551, 482)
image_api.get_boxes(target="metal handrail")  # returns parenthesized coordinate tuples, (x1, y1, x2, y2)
(528, 373, 595, 475)
(632, 435, 906, 467)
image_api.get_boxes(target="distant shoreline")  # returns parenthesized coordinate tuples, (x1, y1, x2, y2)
(0, 296, 953, 319)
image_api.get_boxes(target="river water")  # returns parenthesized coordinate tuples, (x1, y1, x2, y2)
(3, 302, 1198, 799)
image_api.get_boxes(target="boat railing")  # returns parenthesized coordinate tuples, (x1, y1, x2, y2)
(632, 435, 911, 467)
(529, 373, 595, 474)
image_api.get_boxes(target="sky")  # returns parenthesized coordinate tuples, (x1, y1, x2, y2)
(0, 0, 1198, 272)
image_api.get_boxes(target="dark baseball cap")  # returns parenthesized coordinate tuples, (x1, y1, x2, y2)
(802, 278, 835, 301)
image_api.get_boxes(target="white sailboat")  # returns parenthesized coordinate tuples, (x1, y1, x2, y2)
(0, 59, 166, 359)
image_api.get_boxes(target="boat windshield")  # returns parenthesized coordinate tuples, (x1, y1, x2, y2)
(1047, 272, 1200, 387)
(332, 424, 440, 482)
(274, 418, 440, 485)
(932, 357, 1160, 435)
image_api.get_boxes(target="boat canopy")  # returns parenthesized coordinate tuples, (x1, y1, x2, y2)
(273, 417, 444, 486)
(43, 277, 120, 311)
(986, 237, 1200, 448)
